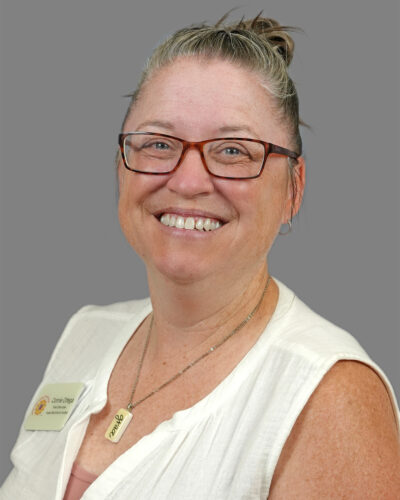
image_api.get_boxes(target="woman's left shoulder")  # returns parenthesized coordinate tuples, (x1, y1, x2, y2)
(312, 360, 399, 439)
(269, 360, 400, 498)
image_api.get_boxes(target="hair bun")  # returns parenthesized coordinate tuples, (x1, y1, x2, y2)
(221, 13, 296, 66)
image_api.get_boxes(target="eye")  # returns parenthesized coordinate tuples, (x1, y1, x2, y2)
(222, 147, 242, 156)
(137, 137, 181, 157)
(155, 141, 170, 150)
(143, 140, 171, 151)
(211, 141, 252, 158)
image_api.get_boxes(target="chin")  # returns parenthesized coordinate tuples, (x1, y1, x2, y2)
(147, 251, 216, 285)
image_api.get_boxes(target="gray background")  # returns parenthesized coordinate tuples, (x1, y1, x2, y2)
(0, 0, 399, 482)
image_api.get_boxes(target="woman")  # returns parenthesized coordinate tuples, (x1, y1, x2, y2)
(1, 14, 399, 499)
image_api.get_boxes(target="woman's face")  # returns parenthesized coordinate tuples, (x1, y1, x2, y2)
(118, 57, 304, 284)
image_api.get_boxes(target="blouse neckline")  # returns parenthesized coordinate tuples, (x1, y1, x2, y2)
(80, 278, 295, 495)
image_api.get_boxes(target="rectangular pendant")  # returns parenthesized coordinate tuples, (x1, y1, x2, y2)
(105, 408, 133, 443)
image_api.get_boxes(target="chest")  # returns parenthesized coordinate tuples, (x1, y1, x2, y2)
(74, 312, 272, 477)
(70, 364, 276, 500)
(75, 345, 237, 476)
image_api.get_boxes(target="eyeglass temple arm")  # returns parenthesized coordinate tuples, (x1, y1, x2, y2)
(269, 144, 300, 161)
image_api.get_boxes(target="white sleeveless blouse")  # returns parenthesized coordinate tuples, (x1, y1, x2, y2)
(1, 279, 399, 499)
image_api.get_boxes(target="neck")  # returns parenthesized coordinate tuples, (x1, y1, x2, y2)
(145, 261, 277, 362)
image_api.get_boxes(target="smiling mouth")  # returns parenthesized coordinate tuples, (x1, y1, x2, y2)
(158, 213, 223, 232)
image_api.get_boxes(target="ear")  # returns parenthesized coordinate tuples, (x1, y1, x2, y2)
(282, 156, 305, 223)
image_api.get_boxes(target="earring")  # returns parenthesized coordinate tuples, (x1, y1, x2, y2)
(279, 219, 292, 235)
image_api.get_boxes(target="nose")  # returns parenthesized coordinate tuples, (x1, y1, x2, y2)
(166, 145, 215, 197)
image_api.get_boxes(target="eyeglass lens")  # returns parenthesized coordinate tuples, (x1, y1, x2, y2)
(123, 134, 266, 179)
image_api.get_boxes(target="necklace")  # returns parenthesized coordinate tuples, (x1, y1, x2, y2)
(105, 275, 271, 443)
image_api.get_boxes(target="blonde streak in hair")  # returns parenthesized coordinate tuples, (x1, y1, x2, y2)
(234, 33, 293, 99)
(254, 48, 293, 100)
(213, 32, 289, 100)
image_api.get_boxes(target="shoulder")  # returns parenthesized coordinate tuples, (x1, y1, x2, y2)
(42, 297, 151, 379)
(65, 296, 151, 330)
(275, 284, 366, 356)
(73, 297, 151, 319)
(57, 297, 151, 343)
(269, 360, 400, 498)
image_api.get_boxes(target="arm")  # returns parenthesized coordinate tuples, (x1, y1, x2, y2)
(269, 360, 400, 499)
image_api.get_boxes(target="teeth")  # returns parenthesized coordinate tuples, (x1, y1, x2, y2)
(159, 213, 223, 232)
(204, 219, 212, 231)
(184, 217, 195, 230)
(160, 214, 170, 225)
(175, 216, 185, 229)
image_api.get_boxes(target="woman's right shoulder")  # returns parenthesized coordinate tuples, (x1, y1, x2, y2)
(42, 297, 151, 380)
(72, 296, 151, 319)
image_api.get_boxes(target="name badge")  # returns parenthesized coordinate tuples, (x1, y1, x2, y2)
(24, 382, 85, 431)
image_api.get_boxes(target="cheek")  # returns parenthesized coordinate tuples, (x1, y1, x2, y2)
(234, 172, 289, 255)
(117, 169, 146, 218)
(118, 190, 149, 261)
(117, 172, 166, 251)
(117, 173, 141, 247)
(219, 171, 287, 225)
(118, 193, 135, 247)
(260, 167, 291, 215)
(118, 170, 132, 215)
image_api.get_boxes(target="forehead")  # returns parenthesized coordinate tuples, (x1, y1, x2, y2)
(125, 57, 287, 145)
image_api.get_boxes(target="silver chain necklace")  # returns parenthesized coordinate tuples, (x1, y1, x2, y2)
(105, 275, 271, 443)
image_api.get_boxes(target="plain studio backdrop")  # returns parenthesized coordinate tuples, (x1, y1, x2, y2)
(0, 0, 399, 483)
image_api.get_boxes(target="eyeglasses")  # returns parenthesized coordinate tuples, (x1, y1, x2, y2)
(119, 132, 300, 180)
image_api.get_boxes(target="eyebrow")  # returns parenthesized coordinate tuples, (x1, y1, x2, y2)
(217, 125, 259, 137)
(135, 120, 175, 132)
(133, 121, 259, 138)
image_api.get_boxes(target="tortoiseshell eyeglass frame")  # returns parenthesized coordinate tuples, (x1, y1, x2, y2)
(118, 132, 300, 180)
